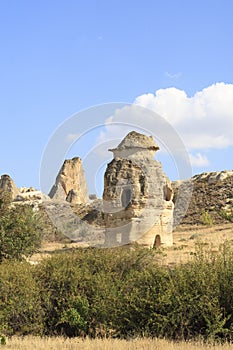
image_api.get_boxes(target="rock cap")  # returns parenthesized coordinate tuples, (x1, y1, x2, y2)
(109, 131, 159, 152)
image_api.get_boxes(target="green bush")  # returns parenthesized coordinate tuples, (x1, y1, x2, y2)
(35, 245, 233, 340)
(0, 191, 43, 262)
(1, 243, 233, 340)
(166, 259, 227, 339)
(200, 210, 214, 225)
(219, 209, 233, 222)
(56, 296, 89, 337)
(36, 247, 155, 337)
(0, 335, 6, 345)
(111, 244, 232, 340)
(213, 243, 233, 338)
(36, 249, 99, 336)
(0, 261, 43, 336)
(114, 267, 171, 338)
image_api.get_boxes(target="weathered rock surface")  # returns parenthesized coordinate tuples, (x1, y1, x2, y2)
(0, 174, 50, 212)
(173, 170, 233, 225)
(0, 174, 20, 199)
(103, 131, 174, 248)
(49, 157, 89, 204)
(14, 189, 50, 211)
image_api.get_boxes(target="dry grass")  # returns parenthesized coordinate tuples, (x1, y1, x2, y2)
(161, 223, 233, 266)
(28, 223, 233, 266)
(3, 337, 233, 350)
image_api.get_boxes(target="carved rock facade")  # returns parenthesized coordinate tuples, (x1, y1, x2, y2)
(103, 131, 174, 248)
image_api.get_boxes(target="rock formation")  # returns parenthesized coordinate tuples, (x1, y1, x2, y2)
(49, 157, 89, 204)
(173, 170, 233, 225)
(0, 174, 19, 200)
(0, 174, 50, 211)
(103, 131, 174, 248)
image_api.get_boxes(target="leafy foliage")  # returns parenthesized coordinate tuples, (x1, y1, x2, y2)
(200, 210, 214, 225)
(0, 335, 6, 345)
(0, 261, 44, 335)
(35, 245, 233, 340)
(0, 190, 43, 262)
(219, 209, 233, 222)
(1, 242, 233, 340)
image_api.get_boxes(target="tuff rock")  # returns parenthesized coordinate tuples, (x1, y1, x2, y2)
(0, 174, 19, 200)
(103, 131, 174, 248)
(49, 157, 89, 204)
(173, 170, 233, 225)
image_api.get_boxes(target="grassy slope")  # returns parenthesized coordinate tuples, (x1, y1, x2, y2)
(29, 223, 233, 266)
(163, 223, 233, 266)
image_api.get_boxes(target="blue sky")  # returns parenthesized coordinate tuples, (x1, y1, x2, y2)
(1, 0, 233, 194)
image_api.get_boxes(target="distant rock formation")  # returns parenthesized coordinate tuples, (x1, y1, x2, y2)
(49, 157, 89, 204)
(103, 131, 174, 248)
(0, 174, 50, 211)
(173, 170, 233, 225)
(0, 174, 19, 200)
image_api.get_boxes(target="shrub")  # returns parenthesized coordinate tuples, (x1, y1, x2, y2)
(219, 209, 233, 222)
(166, 263, 226, 339)
(214, 243, 233, 339)
(114, 267, 171, 338)
(200, 210, 214, 225)
(0, 191, 43, 262)
(1, 244, 233, 341)
(0, 335, 6, 345)
(0, 261, 43, 336)
(35, 245, 233, 340)
(36, 247, 155, 337)
(56, 296, 89, 337)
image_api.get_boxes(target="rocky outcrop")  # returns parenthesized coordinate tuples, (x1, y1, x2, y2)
(14, 188, 50, 210)
(103, 131, 174, 248)
(49, 157, 89, 204)
(0, 174, 19, 200)
(0, 174, 50, 211)
(173, 170, 233, 225)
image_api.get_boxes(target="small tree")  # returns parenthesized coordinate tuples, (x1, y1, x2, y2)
(200, 210, 214, 226)
(0, 190, 43, 262)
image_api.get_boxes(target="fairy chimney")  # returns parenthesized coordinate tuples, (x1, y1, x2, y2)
(0, 174, 20, 200)
(49, 157, 89, 204)
(103, 131, 174, 248)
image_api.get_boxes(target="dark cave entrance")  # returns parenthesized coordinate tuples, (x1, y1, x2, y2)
(153, 234, 161, 248)
(121, 188, 132, 208)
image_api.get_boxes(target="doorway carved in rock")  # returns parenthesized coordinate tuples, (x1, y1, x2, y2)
(153, 234, 161, 248)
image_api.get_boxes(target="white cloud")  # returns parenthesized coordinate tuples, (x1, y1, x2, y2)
(134, 82, 233, 150)
(165, 71, 182, 79)
(189, 153, 210, 167)
(90, 83, 233, 176)
(66, 133, 80, 143)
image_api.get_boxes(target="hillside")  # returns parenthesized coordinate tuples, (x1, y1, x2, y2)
(31, 169, 233, 265)
(1, 169, 233, 266)
(173, 170, 233, 225)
